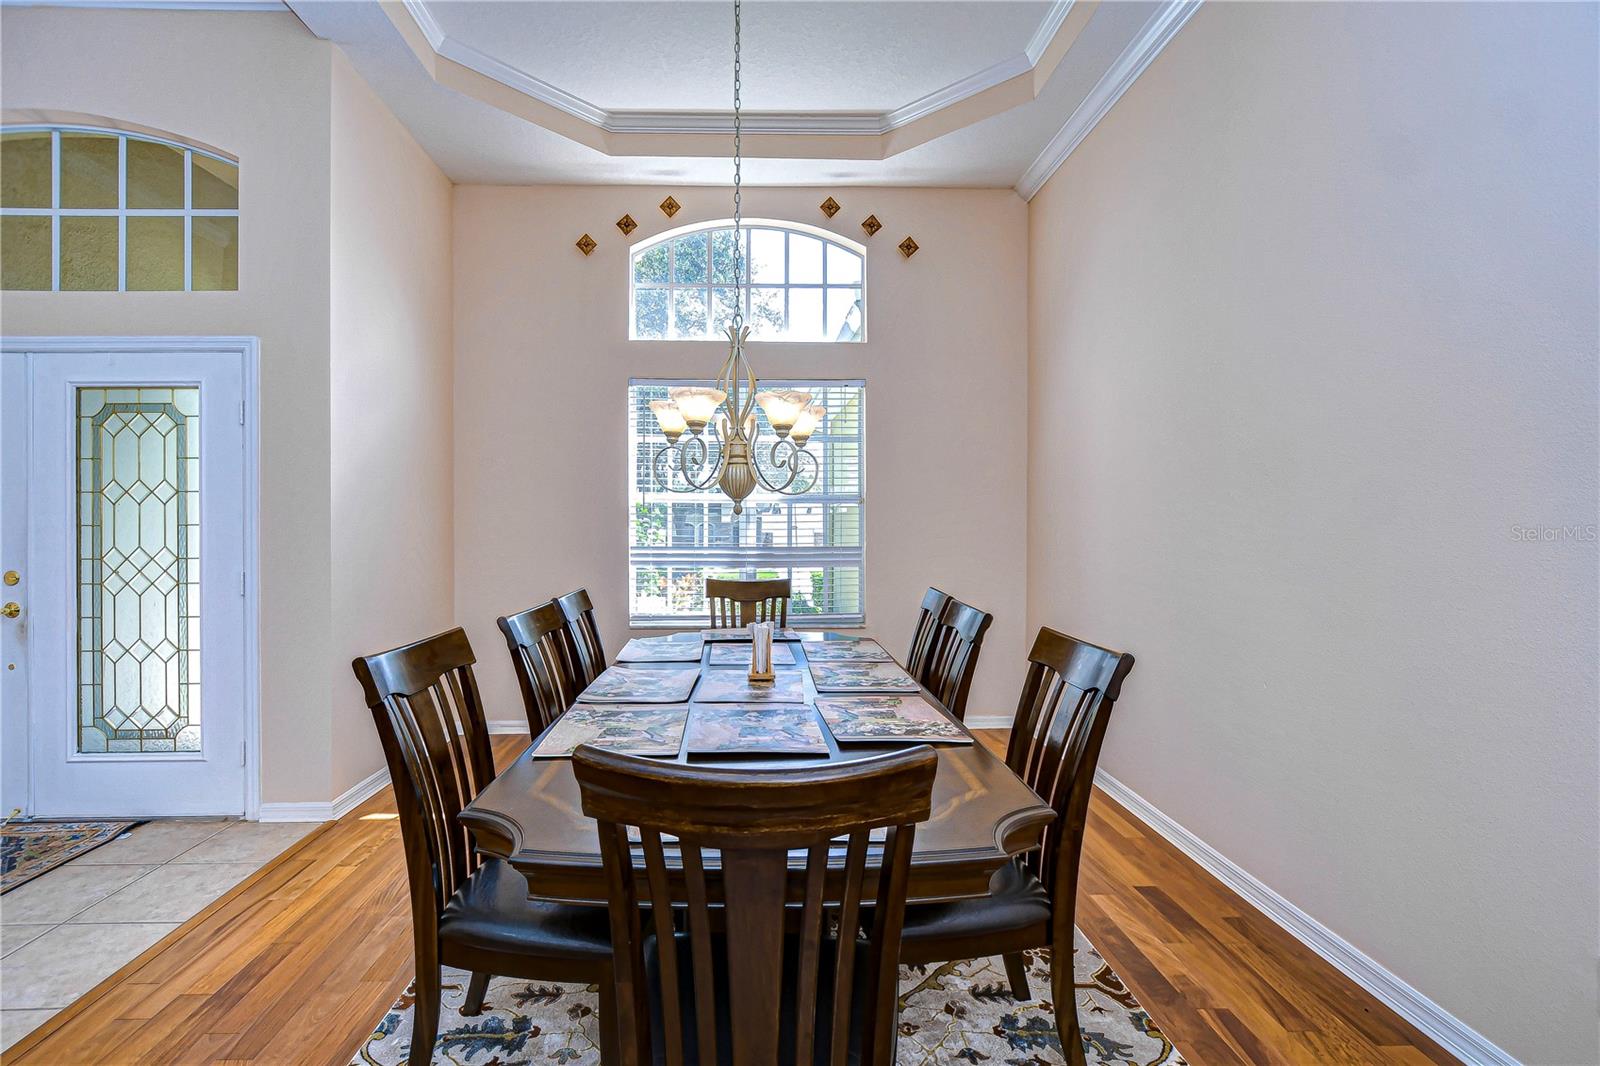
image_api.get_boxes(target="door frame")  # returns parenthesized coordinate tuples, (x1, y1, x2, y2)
(0, 336, 261, 819)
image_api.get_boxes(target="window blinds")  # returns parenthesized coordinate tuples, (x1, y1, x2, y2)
(627, 379, 866, 625)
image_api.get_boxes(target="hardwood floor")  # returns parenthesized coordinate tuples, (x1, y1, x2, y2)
(5, 732, 1452, 1065)
(970, 733, 1453, 1066)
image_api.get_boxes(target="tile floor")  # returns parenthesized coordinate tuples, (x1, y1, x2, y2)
(0, 818, 319, 1051)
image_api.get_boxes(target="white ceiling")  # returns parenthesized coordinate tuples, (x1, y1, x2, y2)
(425, 1, 1055, 114)
(285, 0, 1190, 191)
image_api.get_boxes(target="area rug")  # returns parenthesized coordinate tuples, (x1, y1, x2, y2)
(351, 930, 1187, 1065)
(0, 820, 140, 893)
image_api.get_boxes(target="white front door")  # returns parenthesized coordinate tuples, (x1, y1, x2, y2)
(1, 345, 249, 817)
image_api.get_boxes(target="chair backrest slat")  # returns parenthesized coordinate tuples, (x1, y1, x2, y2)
(681, 843, 720, 1063)
(905, 587, 951, 680)
(353, 628, 496, 926)
(498, 601, 586, 733)
(1002, 628, 1134, 903)
(574, 745, 937, 1066)
(640, 829, 686, 1066)
(705, 577, 791, 629)
(919, 597, 994, 721)
(829, 830, 869, 1066)
(791, 843, 828, 1066)
(557, 588, 607, 686)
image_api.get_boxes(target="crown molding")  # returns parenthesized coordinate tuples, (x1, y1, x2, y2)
(409, 0, 609, 127)
(1015, 0, 1202, 200)
(1025, 0, 1077, 65)
(882, 51, 1035, 132)
(378, 0, 1096, 157)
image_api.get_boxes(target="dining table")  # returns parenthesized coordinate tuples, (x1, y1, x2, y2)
(461, 631, 1054, 905)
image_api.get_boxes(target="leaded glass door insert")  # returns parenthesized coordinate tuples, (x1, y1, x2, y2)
(77, 387, 201, 754)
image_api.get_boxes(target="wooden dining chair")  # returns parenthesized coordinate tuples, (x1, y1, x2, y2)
(573, 744, 939, 1066)
(557, 587, 607, 686)
(897, 627, 1134, 1066)
(918, 597, 994, 722)
(353, 628, 615, 1066)
(497, 600, 586, 734)
(705, 577, 791, 628)
(905, 587, 951, 681)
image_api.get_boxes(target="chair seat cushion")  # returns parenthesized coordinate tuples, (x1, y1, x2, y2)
(899, 860, 1050, 961)
(439, 859, 611, 962)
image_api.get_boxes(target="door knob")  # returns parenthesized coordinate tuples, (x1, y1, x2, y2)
(1, 603, 19, 619)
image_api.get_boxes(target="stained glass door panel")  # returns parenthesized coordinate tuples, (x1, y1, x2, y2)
(77, 387, 202, 754)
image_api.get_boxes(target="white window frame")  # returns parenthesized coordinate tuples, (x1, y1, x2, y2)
(627, 377, 867, 628)
(628, 218, 866, 342)
(0, 125, 239, 292)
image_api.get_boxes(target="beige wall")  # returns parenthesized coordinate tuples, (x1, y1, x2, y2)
(328, 52, 454, 796)
(452, 186, 1029, 728)
(1026, 3, 1598, 1062)
(0, 8, 337, 805)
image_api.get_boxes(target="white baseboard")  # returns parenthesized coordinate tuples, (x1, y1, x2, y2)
(255, 801, 333, 823)
(257, 765, 392, 823)
(488, 720, 529, 735)
(964, 715, 1012, 730)
(1093, 770, 1518, 1066)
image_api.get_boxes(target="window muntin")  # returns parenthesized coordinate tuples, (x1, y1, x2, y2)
(627, 379, 865, 626)
(631, 222, 864, 342)
(0, 126, 238, 292)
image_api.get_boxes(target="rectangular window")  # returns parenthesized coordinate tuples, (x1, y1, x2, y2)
(627, 380, 865, 626)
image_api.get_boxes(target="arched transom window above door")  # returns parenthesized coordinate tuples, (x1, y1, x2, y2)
(1, 126, 238, 292)
(630, 220, 864, 343)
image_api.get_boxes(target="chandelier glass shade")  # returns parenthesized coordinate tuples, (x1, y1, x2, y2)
(645, 0, 827, 514)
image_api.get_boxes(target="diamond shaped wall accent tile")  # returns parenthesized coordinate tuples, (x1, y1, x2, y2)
(898, 236, 920, 258)
(861, 215, 882, 238)
(659, 196, 681, 218)
(616, 214, 637, 236)
(820, 196, 841, 218)
(576, 233, 597, 256)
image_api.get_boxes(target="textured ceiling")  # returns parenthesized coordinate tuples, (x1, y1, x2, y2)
(288, 0, 1175, 189)
(426, 1, 1055, 113)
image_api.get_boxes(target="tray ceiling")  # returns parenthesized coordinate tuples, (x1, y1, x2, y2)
(289, 0, 1197, 192)
(423, 1, 1057, 114)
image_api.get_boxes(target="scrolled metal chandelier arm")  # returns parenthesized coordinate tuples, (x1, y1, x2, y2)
(652, 430, 721, 491)
(754, 436, 819, 494)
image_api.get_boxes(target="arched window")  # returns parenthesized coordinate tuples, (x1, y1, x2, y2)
(630, 220, 864, 342)
(0, 125, 238, 291)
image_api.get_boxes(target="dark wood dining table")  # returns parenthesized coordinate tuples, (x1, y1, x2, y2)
(461, 632, 1053, 904)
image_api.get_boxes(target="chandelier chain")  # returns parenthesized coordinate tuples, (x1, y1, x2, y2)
(731, 0, 744, 326)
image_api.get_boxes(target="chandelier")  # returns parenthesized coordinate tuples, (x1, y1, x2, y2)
(645, 0, 825, 516)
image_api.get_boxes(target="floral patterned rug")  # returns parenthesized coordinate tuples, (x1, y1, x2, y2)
(351, 930, 1187, 1065)
(0, 820, 139, 893)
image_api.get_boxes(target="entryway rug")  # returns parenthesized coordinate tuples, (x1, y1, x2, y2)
(0, 819, 141, 893)
(352, 930, 1187, 1065)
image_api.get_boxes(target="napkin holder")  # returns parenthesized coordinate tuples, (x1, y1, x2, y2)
(747, 622, 775, 683)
